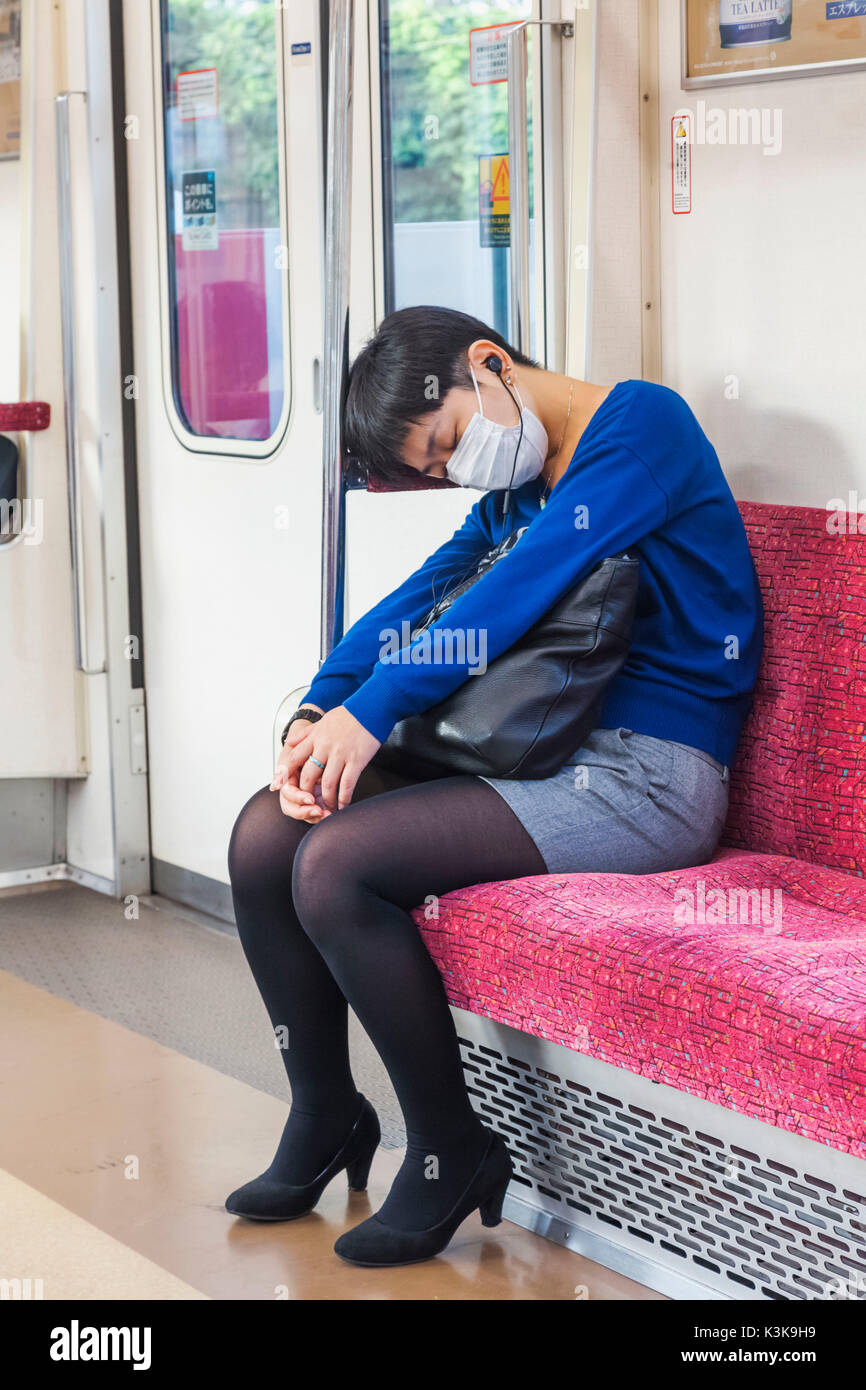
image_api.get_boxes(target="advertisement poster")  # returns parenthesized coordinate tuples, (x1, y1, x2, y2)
(0, 0, 21, 159)
(683, 0, 866, 86)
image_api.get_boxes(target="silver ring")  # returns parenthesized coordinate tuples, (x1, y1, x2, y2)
(307, 755, 325, 769)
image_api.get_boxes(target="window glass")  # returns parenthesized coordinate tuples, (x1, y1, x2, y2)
(160, 0, 287, 442)
(379, 0, 535, 351)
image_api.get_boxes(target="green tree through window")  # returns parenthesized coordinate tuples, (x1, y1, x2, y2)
(163, 0, 280, 229)
(384, 0, 533, 224)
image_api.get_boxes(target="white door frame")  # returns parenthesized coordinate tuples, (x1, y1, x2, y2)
(124, 0, 326, 909)
(0, 0, 149, 899)
(341, 0, 572, 635)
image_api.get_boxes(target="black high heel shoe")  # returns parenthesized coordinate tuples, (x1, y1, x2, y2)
(225, 1094, 380, 1221)
(333, 1127, 513, 1267)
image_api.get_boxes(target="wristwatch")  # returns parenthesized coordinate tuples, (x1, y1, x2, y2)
(280, 706, 324, 746)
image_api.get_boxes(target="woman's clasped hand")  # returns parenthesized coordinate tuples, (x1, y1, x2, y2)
(269, 706, 382, 821)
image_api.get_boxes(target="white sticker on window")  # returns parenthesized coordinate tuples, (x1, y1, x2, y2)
(469, 23, 521, 86)
(182, 169, 218, 251)
(177, 67, 218, 122)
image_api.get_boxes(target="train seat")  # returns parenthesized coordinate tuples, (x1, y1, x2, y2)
(413, 846, 866, 1157)
(412, 500, 866, 1159)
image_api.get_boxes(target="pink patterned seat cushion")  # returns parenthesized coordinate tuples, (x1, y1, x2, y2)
(413, 848, 866, 1157)
(722, 501, 866, 874)
(415, 501, 866, 1156)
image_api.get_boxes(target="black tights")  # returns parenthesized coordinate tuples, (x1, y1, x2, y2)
(227, 760, 546, 1229)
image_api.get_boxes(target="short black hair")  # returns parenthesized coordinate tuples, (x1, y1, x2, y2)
(342, 306, 539, 485)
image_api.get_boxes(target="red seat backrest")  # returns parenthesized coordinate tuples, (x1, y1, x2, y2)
(722, 500, 866, 875)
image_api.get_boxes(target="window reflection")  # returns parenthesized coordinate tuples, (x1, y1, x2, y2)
(160, 0, 287, 442)
(379, 0, 534, 349)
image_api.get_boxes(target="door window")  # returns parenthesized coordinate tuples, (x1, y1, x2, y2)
(159, 0, 288, 444)
(378, 0, 535, 350)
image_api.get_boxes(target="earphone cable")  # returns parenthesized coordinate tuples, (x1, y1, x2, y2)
(496, 372, 524, 545)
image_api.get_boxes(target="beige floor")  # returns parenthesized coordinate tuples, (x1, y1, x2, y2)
(0, 966, 665, 1300)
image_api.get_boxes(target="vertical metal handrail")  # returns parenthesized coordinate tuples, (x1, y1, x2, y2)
(507, 19, 573, 360)
(319, 0, 354, 662)
(507, 24, 531, 358)
(55, 91, 102, 674)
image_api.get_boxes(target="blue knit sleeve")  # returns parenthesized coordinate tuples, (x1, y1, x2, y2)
(342, 434, 671, 743)
(297, 493, 497, 713)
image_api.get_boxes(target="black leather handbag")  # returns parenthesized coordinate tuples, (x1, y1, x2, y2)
(371, 526, 639, 780)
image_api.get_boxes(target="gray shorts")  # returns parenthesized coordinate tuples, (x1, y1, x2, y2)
(477, 726, 730, 876)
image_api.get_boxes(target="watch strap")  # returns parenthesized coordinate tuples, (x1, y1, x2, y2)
(280, 707, 324, 746)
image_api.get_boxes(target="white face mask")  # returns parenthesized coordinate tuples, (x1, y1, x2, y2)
(444, 363, 549, 492)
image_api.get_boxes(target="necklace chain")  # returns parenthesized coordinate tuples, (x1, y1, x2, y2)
(540, 380, 574, 508)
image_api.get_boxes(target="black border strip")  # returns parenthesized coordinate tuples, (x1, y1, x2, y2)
(108, 0, 145, 691)
(377, 0, 395, 318)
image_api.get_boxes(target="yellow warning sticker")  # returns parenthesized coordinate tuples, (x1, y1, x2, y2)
(479, 154, 510, 248)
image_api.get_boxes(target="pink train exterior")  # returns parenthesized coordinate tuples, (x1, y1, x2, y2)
(173, 231, 279, 440)
(412, 502, 866, 1159)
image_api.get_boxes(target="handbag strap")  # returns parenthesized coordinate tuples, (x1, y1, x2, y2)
(417, 526, 530, 632)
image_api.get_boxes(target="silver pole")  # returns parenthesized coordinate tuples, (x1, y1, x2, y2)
(506, 20, 572, 360)
(320, 0, 354, 662)
(56, 92, 103, 675)
(507, 24, 531, 358)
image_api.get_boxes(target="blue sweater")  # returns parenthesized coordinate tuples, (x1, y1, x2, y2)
(301, 379, 764, 767)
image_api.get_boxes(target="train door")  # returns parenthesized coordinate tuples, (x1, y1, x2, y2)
(344, 0, 579, 625)
(0, 0, 149, 895)
(0, 2, 95, 795)
(122, 0, 325, 911)
(0, 0, 83, 789)
(0, 1, 85, 786)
